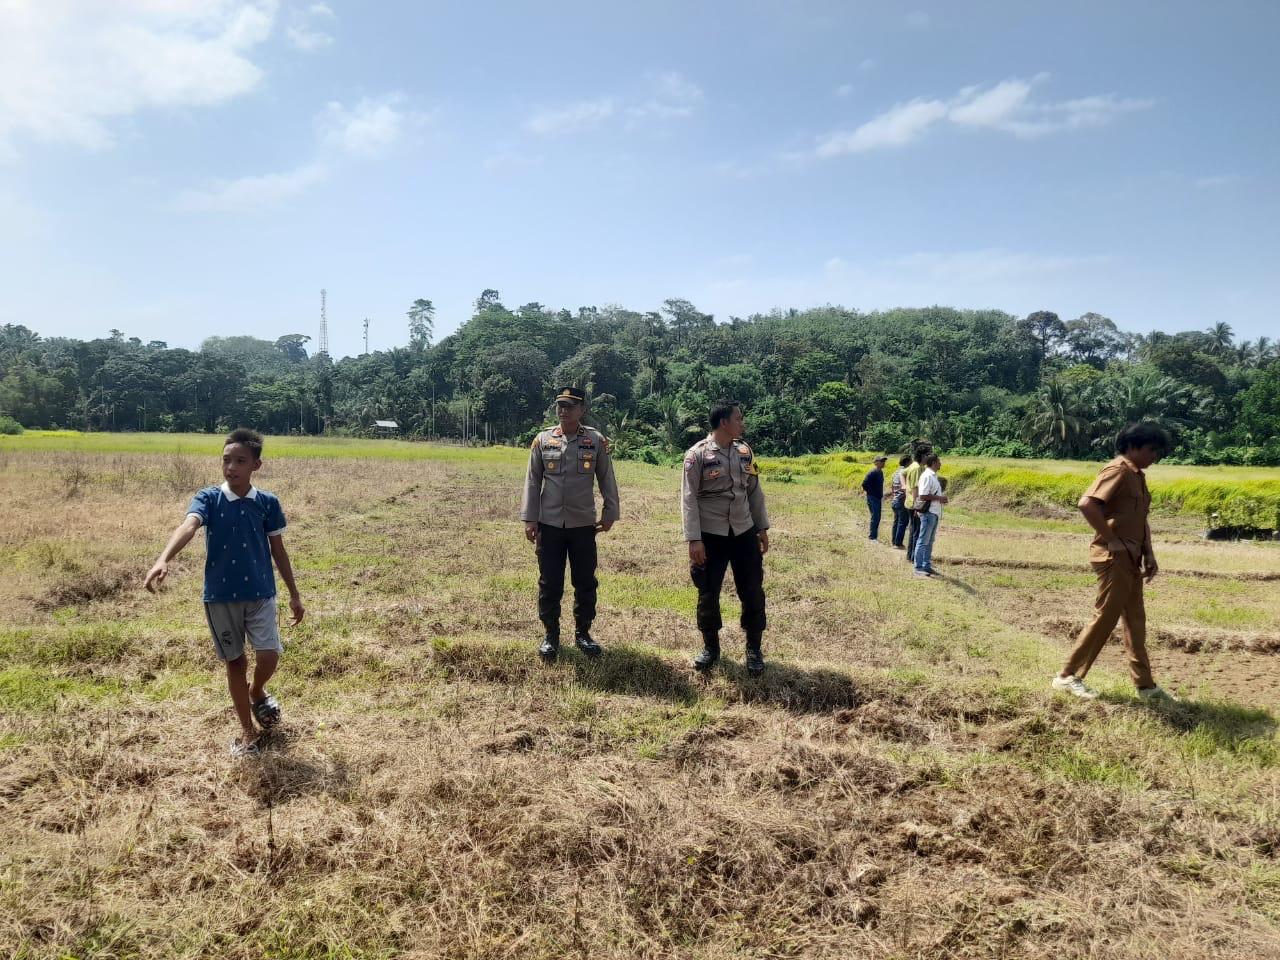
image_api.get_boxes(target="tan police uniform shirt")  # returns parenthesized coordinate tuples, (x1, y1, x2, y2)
(1082, 455, 1150, 564)
(520, 424, 620, 528)
(681, 435, 769, 541)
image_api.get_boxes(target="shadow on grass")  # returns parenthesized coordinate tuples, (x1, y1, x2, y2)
(567, 645, 699, 704)
(716, 659, 862, 714)
(928, 570, 978, 596)
(237, 726, 355, 806)
(1100, 690, 1278, 757)
(431, 635, 700, 704)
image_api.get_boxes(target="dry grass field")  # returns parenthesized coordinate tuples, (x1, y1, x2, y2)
(1, 435, 1278, 959)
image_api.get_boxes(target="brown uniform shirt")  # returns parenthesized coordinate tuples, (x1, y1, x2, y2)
(520, 424, 620, 528)
(1083, 456, 1150, 564)
(681, 435, 769, 541)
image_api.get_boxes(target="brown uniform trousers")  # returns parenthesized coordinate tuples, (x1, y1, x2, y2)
(1062, 550, 1154, 689)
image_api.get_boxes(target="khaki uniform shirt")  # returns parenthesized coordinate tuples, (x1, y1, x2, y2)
(681, 435, 769, 541)
(1083, 456, 1150, 563)
(520, 424, 620, 528)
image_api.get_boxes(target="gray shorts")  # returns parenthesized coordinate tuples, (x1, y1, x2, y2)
(204, 596, 283, 662)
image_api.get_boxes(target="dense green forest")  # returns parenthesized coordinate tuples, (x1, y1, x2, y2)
(2, 293, 1278, 464)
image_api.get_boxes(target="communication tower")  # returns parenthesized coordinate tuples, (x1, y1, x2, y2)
(363, 318, 370, 355)
(318, 289, 330, 357)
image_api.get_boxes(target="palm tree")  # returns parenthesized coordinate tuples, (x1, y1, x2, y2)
(1256, 337, 1274, 366)
(689, 359, 710, 393)
(1208, 321, 1234, 354)
(1020, 379, 1089, 457)
(1099, 368, 1200, 436)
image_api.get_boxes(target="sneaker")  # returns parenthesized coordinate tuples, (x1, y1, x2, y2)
(229, 736, 261, 758)
(912, 569, 930, 578)
(1138, 685, 1178, 702)
(1051, 675, 1098, 699)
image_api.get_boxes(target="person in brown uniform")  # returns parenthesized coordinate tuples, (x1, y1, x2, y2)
(1053, 422, 1175, 701)
(682, 400, 770, 675)
(520, 386, 620, 662)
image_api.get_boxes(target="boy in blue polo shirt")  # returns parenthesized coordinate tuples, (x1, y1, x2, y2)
(144, 428, 305, 756)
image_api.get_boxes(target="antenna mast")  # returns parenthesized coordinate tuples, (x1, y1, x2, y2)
(363, 317, 370, 355)
(319, 289, 330, 357)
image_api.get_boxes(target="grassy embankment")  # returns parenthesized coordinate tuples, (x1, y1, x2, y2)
(761, 450, 1280, 531)
(1, 432, 1278, 958)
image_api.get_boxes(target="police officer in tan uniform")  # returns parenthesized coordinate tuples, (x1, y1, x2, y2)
(520, 386, 620, 662)
(682, 399, 770, 675)
(1053, 423, 1175, 701)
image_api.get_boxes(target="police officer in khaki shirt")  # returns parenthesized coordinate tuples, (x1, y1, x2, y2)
(681, 400, 770, 675)
(520, 386, 620, 661)
(1053, 423, 1175, 701)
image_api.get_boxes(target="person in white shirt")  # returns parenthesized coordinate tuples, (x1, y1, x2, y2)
(913, 454, 948, 577)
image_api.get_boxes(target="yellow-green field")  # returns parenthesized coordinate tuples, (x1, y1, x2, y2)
(1, 433, 1278, 958)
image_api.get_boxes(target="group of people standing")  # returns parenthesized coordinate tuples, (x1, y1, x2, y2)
(861, 445, 949, 578)
(521, 389, 771, 675)
(142, 402, 1177, 758)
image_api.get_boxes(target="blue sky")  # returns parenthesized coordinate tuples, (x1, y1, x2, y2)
(1, 1, 1276, 359)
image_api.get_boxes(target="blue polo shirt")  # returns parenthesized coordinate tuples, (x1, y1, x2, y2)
(186, 483, 287, 604)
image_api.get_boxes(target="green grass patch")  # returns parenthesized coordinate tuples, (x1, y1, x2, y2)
(1190, 600, 1260, 629)
(598, 574, 697, 615)
(603, 701, 722, 758)
(0, 665, 123, 711)
(1039, 743, 1149, 789)
(0, 430, 528, 465)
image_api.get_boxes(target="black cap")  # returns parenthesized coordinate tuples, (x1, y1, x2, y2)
(554, 386, 586, 404)
(873, 454, 888, 463)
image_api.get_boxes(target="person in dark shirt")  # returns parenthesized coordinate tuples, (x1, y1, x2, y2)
(860, 455, 888, 541)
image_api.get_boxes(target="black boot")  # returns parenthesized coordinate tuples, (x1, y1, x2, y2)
(538, 634, 559, 662)
(744, 632, 765, 676)
(693, 631, 720, 672)
(574, 629, 602, 658)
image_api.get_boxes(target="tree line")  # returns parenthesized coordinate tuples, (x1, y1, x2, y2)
(1, 294, 1277, 464)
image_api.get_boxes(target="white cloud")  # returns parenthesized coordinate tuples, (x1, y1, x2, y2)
(524, 98, 616, 136)
(949, 76, 1153, 138)
(905, 11, 931, 28)
(835, 84, 855, 98)
(177, 92, 415, 211)
(286, 0, 335, 51)
(0, 0, 278, 157)
(317, 94, 408, 156)
(816, 97, 947, 156)
(815, 75, 1153, 157)
(858, 58, 876, 73)
(174, 161, 327, 212)
(527, 71, 705, 135)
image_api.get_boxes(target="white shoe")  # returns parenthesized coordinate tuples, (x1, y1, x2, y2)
(912, 569, 931, 578)
(1138, 685, 1178, 702)
(1051, 675, 1098, 700)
